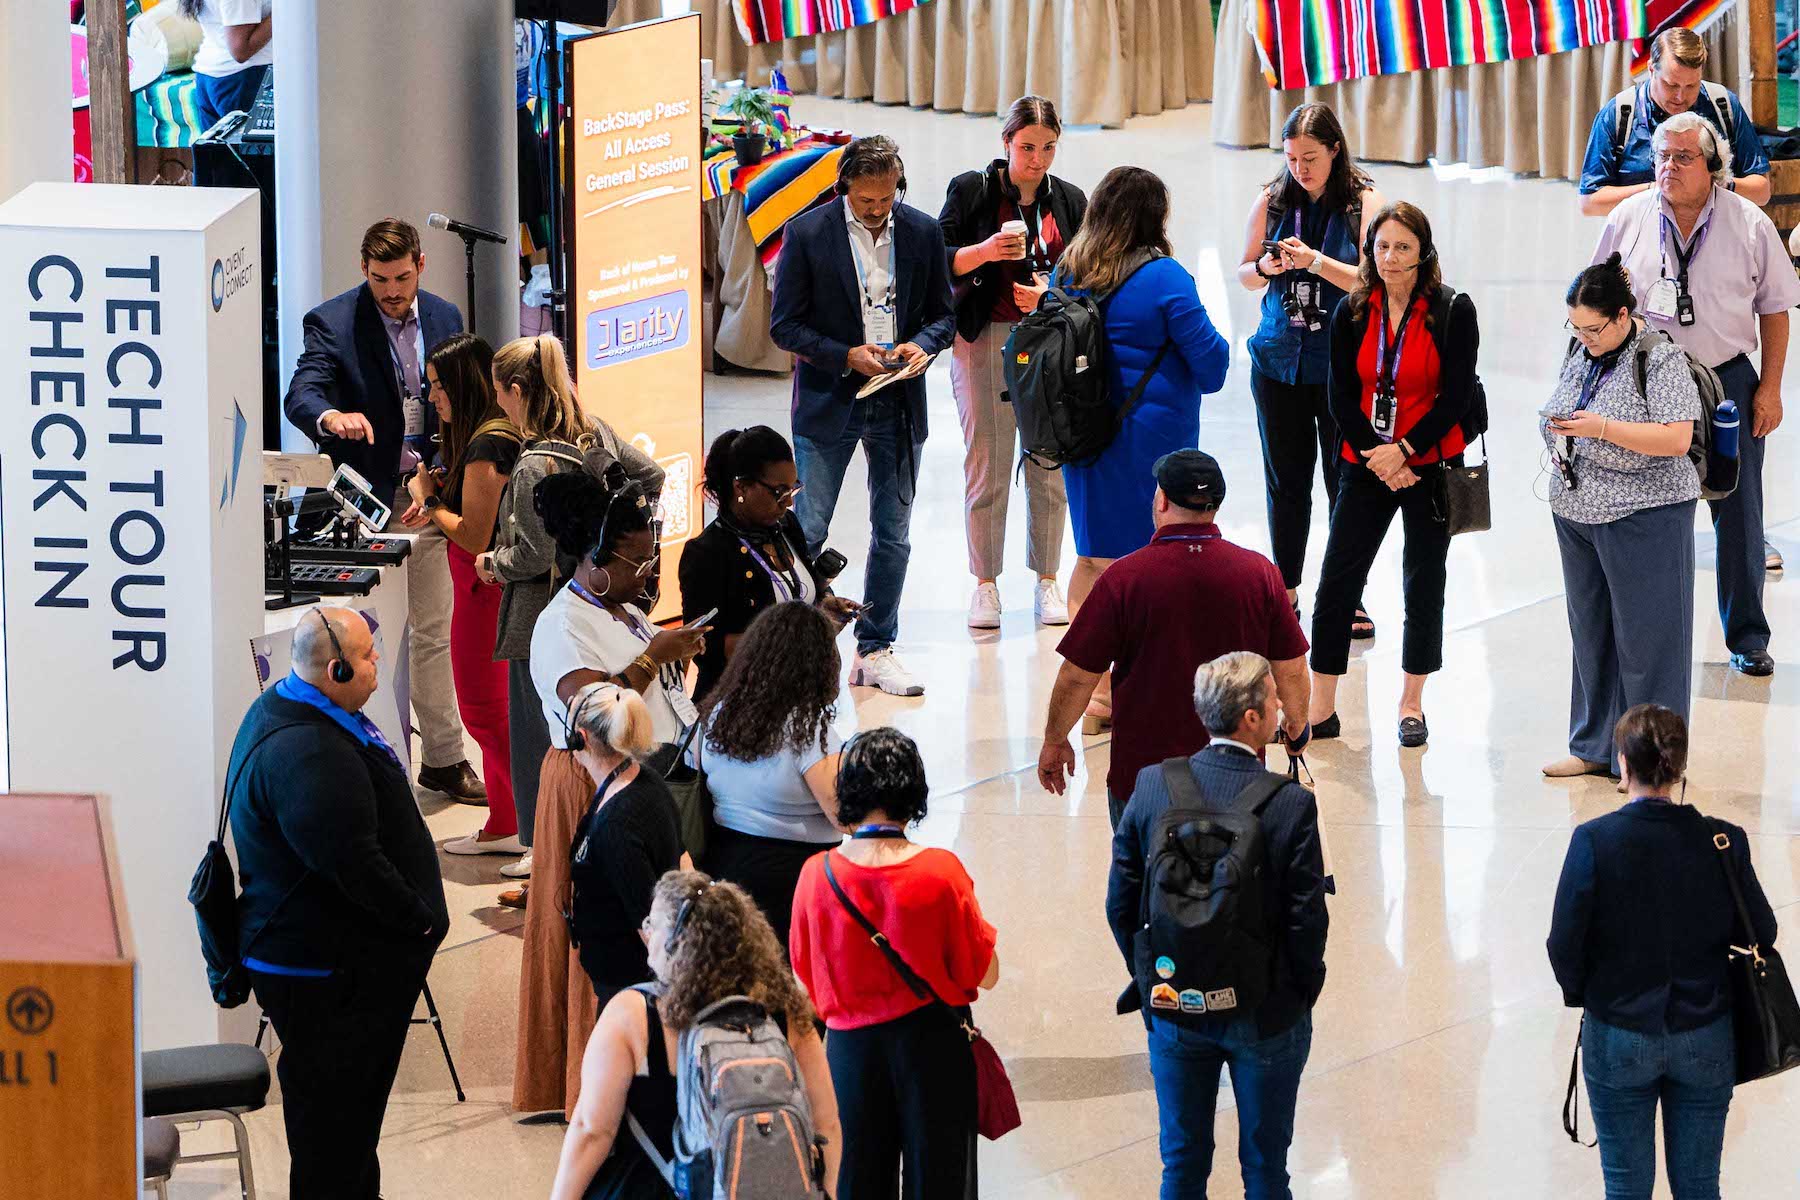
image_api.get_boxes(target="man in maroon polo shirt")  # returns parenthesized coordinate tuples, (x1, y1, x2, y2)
(1039, 451, 1311, 828)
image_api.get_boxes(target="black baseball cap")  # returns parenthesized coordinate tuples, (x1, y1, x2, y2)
(1153, 450, 1226, 511)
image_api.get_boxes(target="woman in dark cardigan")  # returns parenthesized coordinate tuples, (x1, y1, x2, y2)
(678, 426, 861, 701)
(1307, 202, 1478, 749)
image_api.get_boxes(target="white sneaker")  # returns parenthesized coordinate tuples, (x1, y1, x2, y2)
(849, 648, 925, 696)
(1034, 578, 1070, 625)
(443, 832, 526, 856)
(500, 851, 533, 878)
(967, 582, 1002, 629)
(1768, 540, 1785, 572)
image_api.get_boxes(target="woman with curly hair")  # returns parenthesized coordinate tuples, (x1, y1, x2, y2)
(549, 871, 843, 1200)
(789, 728, 999, 1199)
(514, 469, 706, 1117)
(697, 600, 845, 946)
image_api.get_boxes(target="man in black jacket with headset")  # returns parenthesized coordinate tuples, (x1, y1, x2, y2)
(227, 606, 448, 1199)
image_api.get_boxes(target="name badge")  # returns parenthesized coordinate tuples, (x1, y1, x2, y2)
(1288, 280, 1317, 329)
(403, 392, 425, 438)
(864, 304, 897, 349)
(1644, 278, 1680, 321)
(1675, 291, 1697, 327)
(668, 685, 699, 727)
(1371, 391, 1397, 440)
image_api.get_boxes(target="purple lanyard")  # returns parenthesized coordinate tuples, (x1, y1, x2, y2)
(1376, 300, 1414, 397)
(737, 534, 801, 602)
(566, 579, 680, 690)
(1575, 357, 1619, 414)
(1658, 212, 1710, 285)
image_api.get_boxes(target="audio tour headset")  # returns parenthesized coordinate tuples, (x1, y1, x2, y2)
(1363, 213, 1437, 266)
(313, 609, 354, 684)
(835, 135, 908, 202)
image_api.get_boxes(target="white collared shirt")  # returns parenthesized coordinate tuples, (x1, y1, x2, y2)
(1209, 737, 1261, 758)
(842, 197, 895, 309)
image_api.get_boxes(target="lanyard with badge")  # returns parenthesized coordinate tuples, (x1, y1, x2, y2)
(1371, 301, 1413, 440)
(386, 322, 427, 442)
(738, 534, 803, 602)
(1282, 207, 1327, 332)
(566, 579, 699, 726)
(1552, 354, 1622, 490)
(850, 224, 899, 349)
(1647, 213, 1706, 328)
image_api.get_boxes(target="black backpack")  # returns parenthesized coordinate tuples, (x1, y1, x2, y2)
(1001, 254, 1171, 468)
(1132, 757, 1289, 1025)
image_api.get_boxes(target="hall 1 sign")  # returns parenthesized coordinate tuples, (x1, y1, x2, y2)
(566, 14, 704, 621)
(0, 183, 265, 1051)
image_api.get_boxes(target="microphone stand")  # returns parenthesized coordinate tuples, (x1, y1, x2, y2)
(457, 229, 480, 336)
(544, 0, 568, 343)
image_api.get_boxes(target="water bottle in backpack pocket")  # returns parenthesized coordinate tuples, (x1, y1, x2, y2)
(1132, 761, 1288, 1024)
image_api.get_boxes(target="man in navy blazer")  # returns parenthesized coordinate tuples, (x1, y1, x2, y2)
(1107, 651, 1328, 1200)
(771, 135, 955, 697)
(281, 218, 483, 803)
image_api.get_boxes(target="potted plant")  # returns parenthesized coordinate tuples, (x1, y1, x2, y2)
(725, 87, 778, 164)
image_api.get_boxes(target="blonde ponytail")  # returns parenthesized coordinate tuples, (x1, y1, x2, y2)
(569, 682, 656, 758)
(493, 334, 593, 447)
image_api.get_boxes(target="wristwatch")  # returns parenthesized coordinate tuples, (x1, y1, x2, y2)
(422, 494, 442, 512)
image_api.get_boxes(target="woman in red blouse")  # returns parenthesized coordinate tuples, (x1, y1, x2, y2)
(1307, 202, 1478, 748)
(789, 728, 1000, 1200)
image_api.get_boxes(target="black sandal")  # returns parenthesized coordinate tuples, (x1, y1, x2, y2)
(1351, 609, 1376, 640)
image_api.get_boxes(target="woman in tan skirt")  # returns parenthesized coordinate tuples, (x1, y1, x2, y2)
(512, 468, 706, 1115)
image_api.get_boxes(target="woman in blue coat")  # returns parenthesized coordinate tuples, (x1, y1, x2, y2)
(1052, 166, 1229, 729)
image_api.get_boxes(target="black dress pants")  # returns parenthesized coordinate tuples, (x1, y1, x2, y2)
(1250, 370, 1343, 591)
(1309, 460, 1453, 677)
(827, 1004, 979, 1200)
(251, 960, 430, 1200)
(704, 823, 837, 949)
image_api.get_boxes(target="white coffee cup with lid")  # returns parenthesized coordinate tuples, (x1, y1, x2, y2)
(1000, 219, 1030, 259)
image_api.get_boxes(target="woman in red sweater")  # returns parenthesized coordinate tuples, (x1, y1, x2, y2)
(788, 728, 1000, 1200)
(1307, 202, 1478, 749)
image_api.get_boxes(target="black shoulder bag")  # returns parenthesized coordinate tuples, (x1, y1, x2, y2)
(1708, 820, 1800, 1084)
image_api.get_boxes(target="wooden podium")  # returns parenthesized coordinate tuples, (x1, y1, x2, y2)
(0, 795, 139, 1197)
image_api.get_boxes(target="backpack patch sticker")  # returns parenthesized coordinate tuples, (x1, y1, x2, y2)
(1154, 956, 1176, 980)
(1150, 983, 1179, 1011)
(1015, 352, 1030, 365)
(1205, 988, 1238, 1011)
(1179, 989, 1207, 1014)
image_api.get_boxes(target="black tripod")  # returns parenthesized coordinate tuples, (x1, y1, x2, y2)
(254, 979, 466, 1103)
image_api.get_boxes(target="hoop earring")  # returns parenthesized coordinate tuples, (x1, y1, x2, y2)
(597, 566, 614, 597)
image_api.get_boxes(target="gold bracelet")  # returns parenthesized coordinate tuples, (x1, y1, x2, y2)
(1599, 417, 1610, 442)
(630, 653, 657, 678)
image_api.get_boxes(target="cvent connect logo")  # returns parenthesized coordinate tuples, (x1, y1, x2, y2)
(211, 259, 226, 311)
(211, 248, 253, 313)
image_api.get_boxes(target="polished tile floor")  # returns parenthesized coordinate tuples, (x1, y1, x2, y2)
(171, 97, 1800, 1198)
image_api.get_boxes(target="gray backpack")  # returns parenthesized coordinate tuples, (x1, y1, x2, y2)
(631, 993, 827, 1200)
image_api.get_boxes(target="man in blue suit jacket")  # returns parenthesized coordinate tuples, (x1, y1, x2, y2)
(281, 218, 483, 803)
(771, 136, 955, 697)
(1107, 651, 1328, 1200)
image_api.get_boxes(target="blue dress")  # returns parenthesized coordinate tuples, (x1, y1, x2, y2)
(1059, 256, 1230, 558)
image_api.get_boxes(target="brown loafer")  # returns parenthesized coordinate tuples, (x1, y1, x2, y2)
(498, 884, 528, 910)
(419, 760, 487, 804)
(1542, 756, 1611, 778)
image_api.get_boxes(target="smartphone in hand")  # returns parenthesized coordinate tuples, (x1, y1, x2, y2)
(682, 607, 718, 630)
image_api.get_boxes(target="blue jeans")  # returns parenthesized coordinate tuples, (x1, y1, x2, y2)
(195, 64, 270, 133)
(793, 393, 922, 656)
(1583, 1013, 1735, 1200)
(1148, 1011, 1311, 1200)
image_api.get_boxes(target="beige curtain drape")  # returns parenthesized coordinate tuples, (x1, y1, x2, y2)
(690, 0, 1214, 128)
(1211, 0, 1749, 182)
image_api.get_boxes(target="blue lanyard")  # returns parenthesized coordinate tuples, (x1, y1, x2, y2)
(566, 580, 680, 690)
(737, 534, 801, 602)
(851, 823, 906, 839)
(849, 221, 897, 308)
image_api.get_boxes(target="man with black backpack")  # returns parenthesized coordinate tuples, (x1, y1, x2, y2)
(1105, 651, 1329, 1200)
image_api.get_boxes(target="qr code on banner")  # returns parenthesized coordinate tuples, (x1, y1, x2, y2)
(657, 452, 694, 542)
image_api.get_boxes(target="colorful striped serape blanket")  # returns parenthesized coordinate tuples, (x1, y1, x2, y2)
(1251, 0, 1644, 90)
(1632, 0, 1730, 75)
(703, 138, 847, 270)
(733, 0, 933, 46)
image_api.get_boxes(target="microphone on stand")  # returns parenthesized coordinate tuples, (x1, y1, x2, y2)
(427, 212, 508, 245)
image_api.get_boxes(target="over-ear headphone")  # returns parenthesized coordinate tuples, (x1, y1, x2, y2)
(834, 135, 908, 201)
(561, 683, 610, 754)
(1363, 220, 1436, 268)
(313, 609, 354, 684)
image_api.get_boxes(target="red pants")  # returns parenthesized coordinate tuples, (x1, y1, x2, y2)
(446, 541, 516, 836)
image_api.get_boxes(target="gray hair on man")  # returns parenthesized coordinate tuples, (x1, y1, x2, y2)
(1652, 111, 1734, 186)
(1192, 651, 1274, 737)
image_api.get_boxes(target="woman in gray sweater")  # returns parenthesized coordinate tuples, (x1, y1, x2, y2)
(474, 334, 663, 902)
